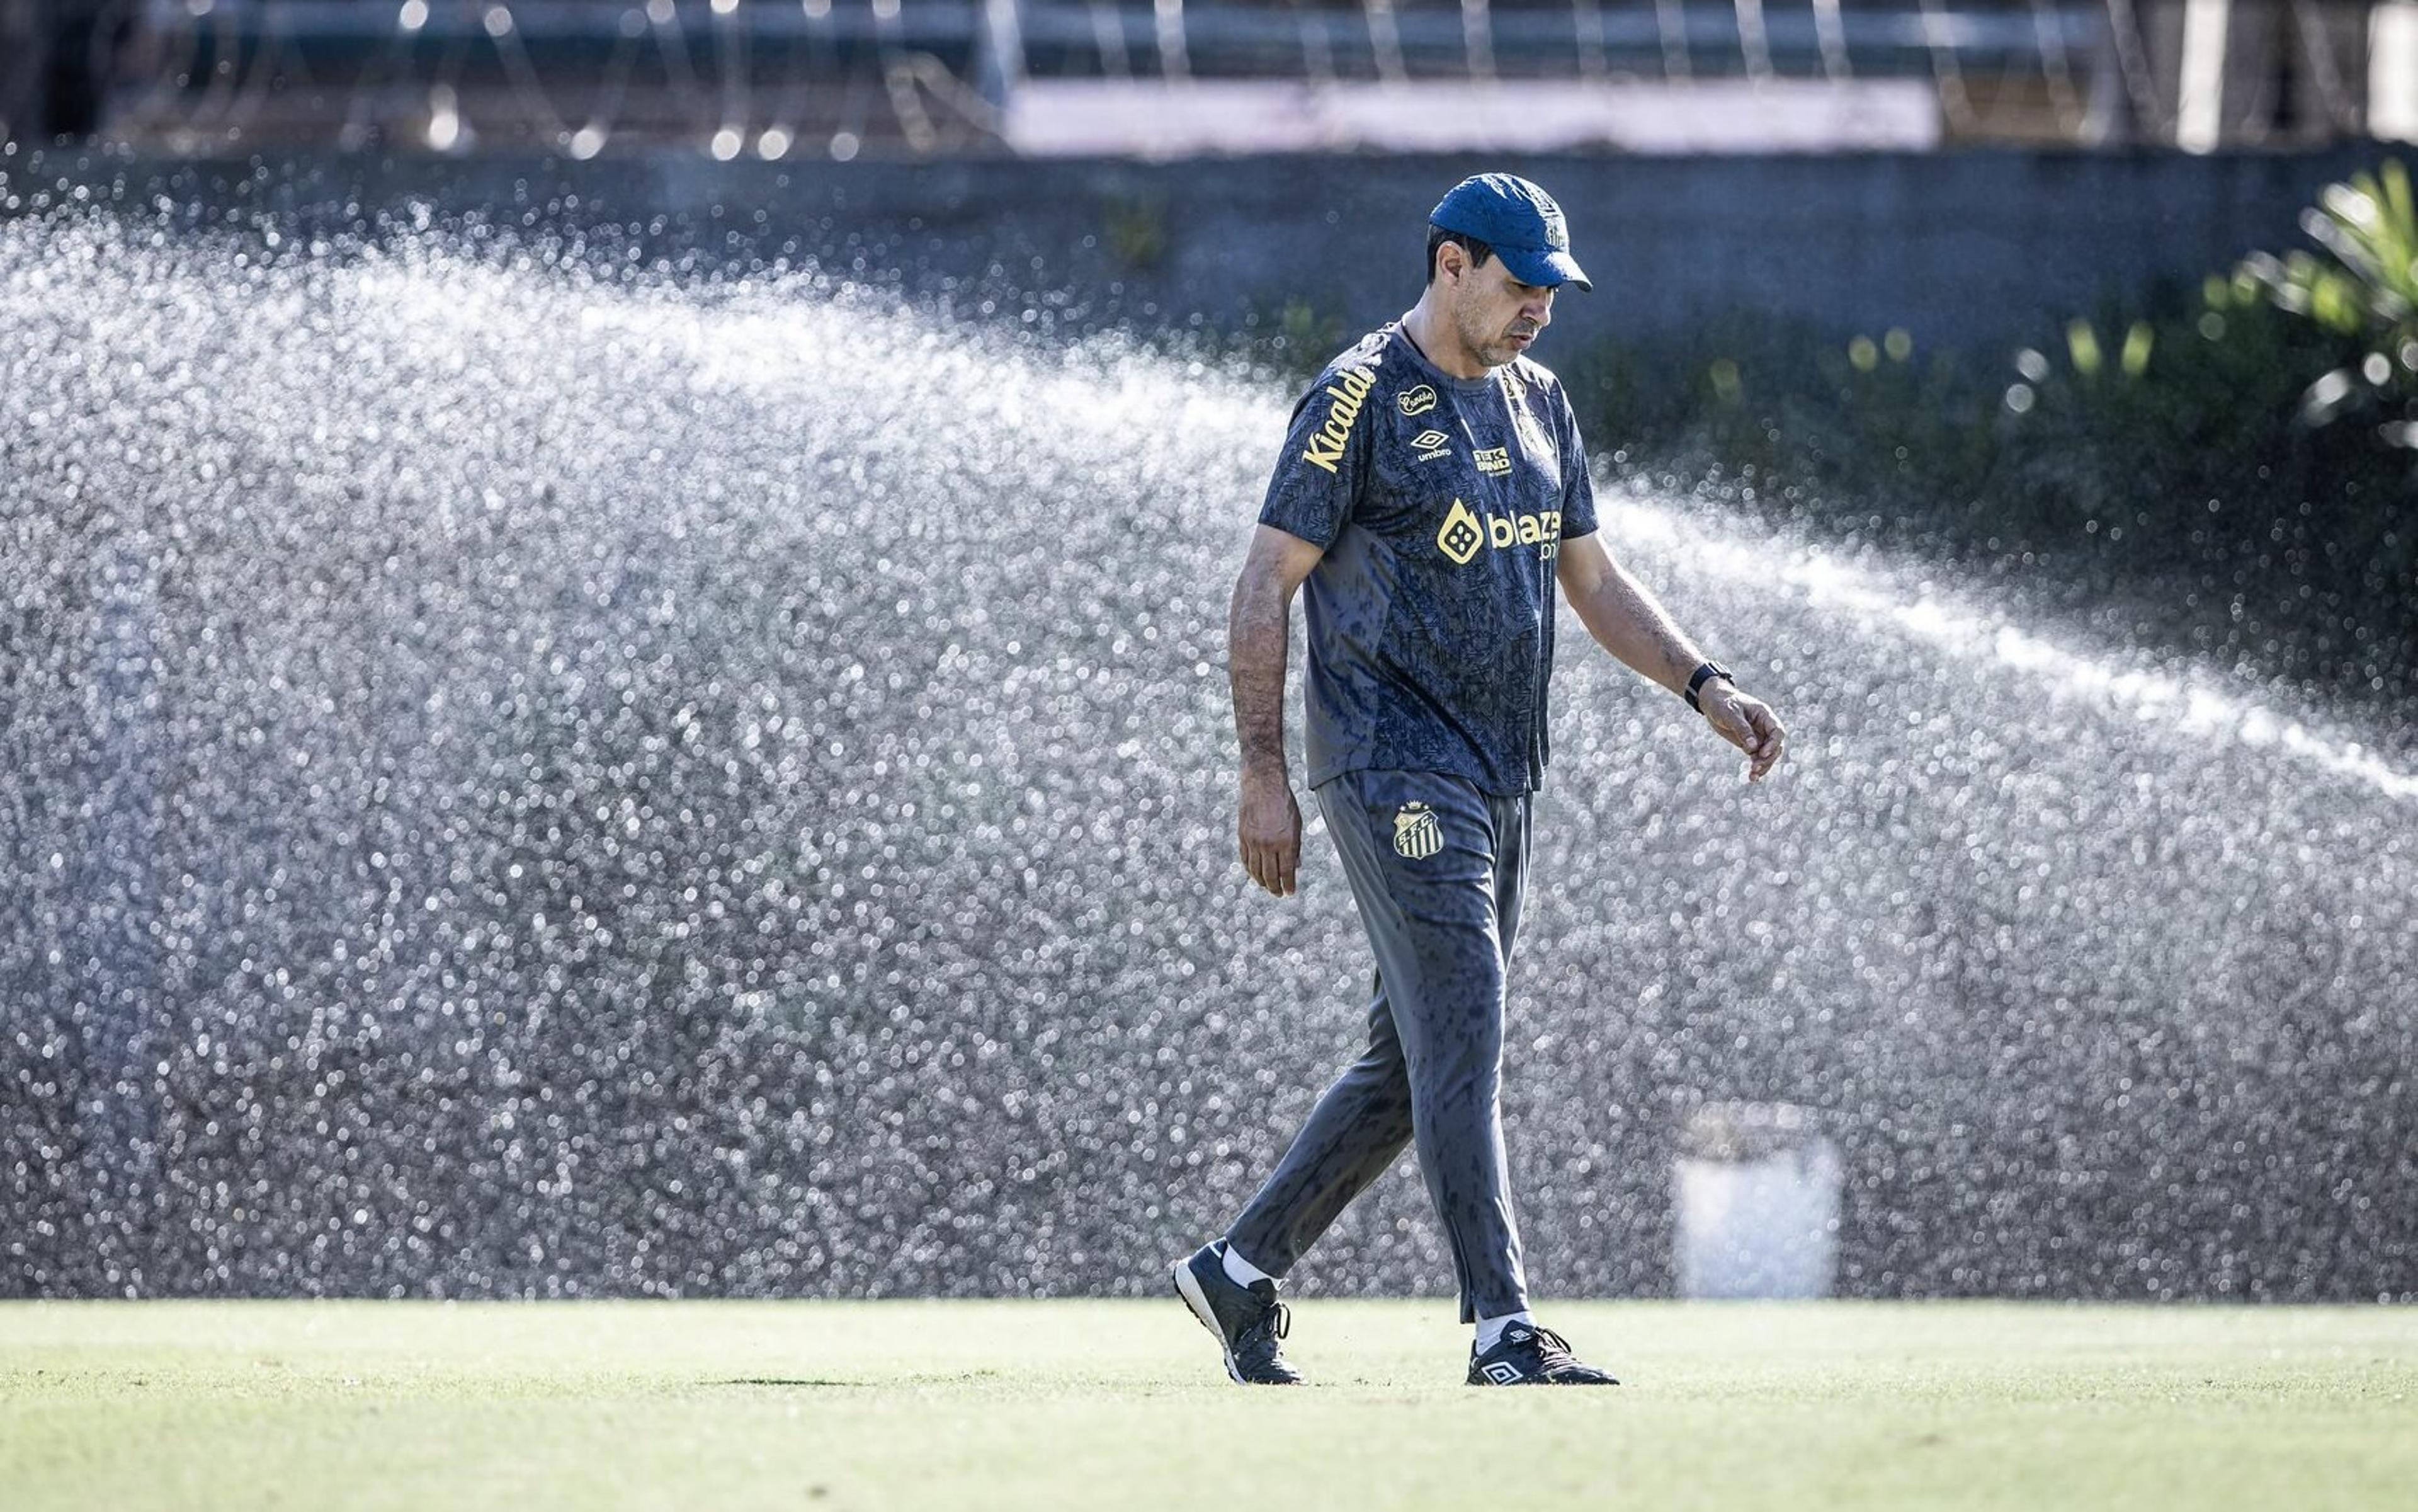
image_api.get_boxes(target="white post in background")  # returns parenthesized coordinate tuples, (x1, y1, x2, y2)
(1811, 0, 1851, 81)
(1734, 0, 1773, 83)
(1674, 1101, 1842, 1300)
(975, 0, 1026, 112)
(1461, 0, 1495, 84)
(2374, 1, 2418, 140)
(2176, 0, 2232, 151)
(1156, 0, 1189, 82)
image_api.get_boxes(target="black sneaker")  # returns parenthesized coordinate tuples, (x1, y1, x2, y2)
(1467, 1322, 1620, 1386)
(1171, 1241, 1304, 1385)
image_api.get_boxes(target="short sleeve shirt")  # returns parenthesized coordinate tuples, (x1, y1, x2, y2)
(1258, 321, 1599, 797)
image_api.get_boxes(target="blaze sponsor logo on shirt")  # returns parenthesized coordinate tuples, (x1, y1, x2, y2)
(1410, 428, 1451, 462)
(1397, 384, 1438, 418)
(1473, 445, 1513, 476)
(1393, 802, 1443, 860)
(1436, 497, 1563, 566)
(1300, 361, 1378, 475)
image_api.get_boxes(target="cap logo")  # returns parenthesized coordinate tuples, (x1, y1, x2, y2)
(1541, 207, 1569, 253)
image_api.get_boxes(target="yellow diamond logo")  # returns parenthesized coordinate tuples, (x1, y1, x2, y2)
(1436, 497, 1483, 565)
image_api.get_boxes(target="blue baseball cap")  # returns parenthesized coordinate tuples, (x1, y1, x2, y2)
(1429, 173, 1591, 292)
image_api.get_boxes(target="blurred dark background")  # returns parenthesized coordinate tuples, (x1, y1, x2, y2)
(0, 1, 2394, 156)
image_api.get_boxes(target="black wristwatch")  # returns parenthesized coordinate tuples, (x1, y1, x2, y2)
(1683, 661, 1734, 712)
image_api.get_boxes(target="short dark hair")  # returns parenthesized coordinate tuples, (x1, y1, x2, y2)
(1425, 225, 1494, 285)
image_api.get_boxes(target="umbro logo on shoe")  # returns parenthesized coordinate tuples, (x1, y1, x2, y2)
(1467, 1321, 1620, 1387)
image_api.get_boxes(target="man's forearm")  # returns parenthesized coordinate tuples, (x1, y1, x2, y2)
(1228, 569, 1293, 776)
(1566, 555, 1706, 696)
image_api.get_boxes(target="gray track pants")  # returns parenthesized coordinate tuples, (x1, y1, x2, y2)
(1225, 768, 1532, 1322)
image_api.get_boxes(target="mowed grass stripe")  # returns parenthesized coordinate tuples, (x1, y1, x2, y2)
(3, 1300, 2412, 1510)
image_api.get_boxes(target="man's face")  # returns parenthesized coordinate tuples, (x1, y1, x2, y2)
(1444, 249, 1557, 368)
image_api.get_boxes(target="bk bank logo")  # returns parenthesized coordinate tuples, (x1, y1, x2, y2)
(1435, 497, 1564, 566)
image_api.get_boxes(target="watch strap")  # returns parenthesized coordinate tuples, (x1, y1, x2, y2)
(1684, 661, 1734, 712)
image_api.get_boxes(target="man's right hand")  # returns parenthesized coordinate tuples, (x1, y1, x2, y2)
(1237, 767, 1303, 897)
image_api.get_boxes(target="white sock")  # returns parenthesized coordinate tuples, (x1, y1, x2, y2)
(1220, 1241, 1276, 1288)
(1475, 1309, 1534, 1353)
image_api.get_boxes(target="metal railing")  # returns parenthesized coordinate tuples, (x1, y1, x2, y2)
(0, 0, 2383, 156)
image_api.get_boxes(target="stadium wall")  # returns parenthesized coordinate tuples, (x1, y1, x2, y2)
(2, 145, 2389, 355)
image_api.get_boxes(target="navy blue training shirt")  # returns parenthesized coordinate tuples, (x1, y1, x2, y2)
(1258, 321, 1599, 797)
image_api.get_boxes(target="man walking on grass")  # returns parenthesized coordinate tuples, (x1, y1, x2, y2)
(1172, 174, 1787, 1387)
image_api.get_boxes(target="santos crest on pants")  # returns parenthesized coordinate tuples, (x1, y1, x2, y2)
(1393, 802, 1443, 859)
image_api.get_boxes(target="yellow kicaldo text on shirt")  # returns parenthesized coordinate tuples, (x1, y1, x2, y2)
(1300, 361, 1378, 475)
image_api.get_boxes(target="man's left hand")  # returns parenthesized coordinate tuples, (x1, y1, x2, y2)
(1700, 684, 1787, 782)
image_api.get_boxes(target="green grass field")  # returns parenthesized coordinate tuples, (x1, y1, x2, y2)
(3, 1299, 2412, 1509)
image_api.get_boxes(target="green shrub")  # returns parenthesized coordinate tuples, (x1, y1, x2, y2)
(2238, 159, 2418, 447)
(1567, 168, 2418, 699)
